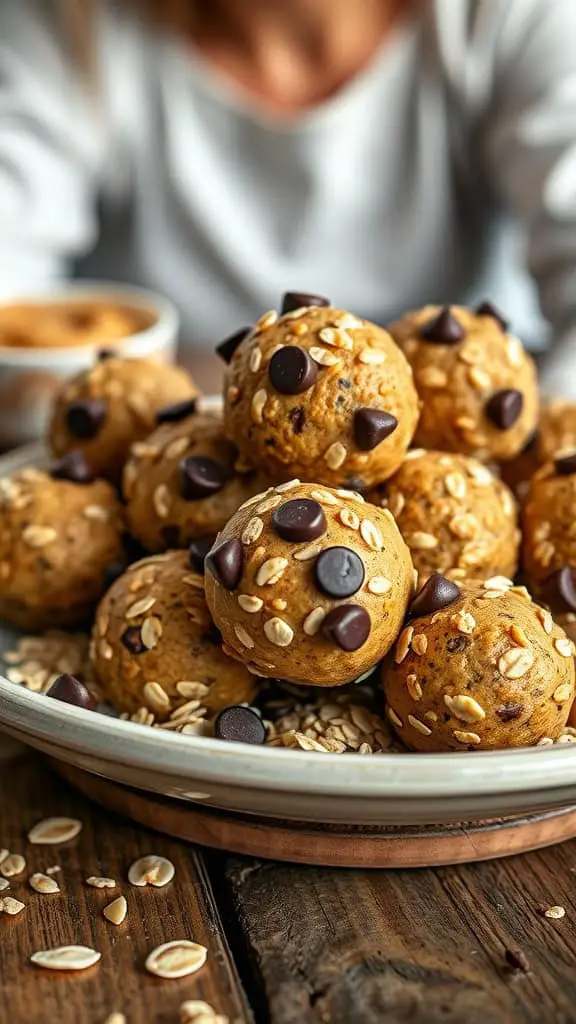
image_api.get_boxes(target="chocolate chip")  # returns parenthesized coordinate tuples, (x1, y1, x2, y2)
(314, 547, 365, 598)
(216, 327, 251, 364)
(419, 306, 465, 345)
(156, 398, 197, 425)
(446, 635, 471, 653)
(555, 452, 576, 476)
(97, 348, 117, 361)
(103, 560, 128, 590)
(409, 573, 461, 618)
(281, 292, 330, 314)
(122, 533, 148, 564)
(353, 408, 398, 451)
(214, 705, 267, 745)
(205, 538, 243, 590)
(49, 451, 95, 484)
(288, 406, 306, 434)
(272, 499, 327, 543)
(543, 566, 576, 614)
(179, 456, 229, 500)
(475, 300, 509, 333)
(46, 673, 97, 711)
(66, 399, 107, 439)
(121, 626, 147, 654)
(188, 535, 217, 574)
(485, 389, 523, 430)
(505, 949, 530, 974)
(160, 524, 181, 548)
(322, 604, 371, 651)
(268, 345, 318, 395)
(497, 702, 524, 722)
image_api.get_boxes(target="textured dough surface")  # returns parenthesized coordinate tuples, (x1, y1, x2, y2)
(370, 450, 519, 585)
(522, 462, 576, 586)
(124, 412, 269, 552)
(388, 304, 538, 460)
(0, 468, 124, 630)
(49, 355, 198, 482)
(204, 480, 414, 686)
(383, 579, 575, 752)
(223, 306, 420, 489)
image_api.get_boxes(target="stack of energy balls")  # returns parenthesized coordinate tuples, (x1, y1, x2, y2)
(1, 293, 575, 754)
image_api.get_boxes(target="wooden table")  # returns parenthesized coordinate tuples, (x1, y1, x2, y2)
(3, 746, 576, 1024)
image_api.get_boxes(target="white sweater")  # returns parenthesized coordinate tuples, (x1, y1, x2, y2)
(2, 0, 576, 394)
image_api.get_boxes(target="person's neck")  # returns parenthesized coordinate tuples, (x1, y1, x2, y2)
(192, 0, 408, 114)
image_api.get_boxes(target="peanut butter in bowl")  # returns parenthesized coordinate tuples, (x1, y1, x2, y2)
(0, 300, 155, 351)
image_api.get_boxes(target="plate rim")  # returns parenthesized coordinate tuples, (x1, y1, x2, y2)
(2, 678, 576, 803)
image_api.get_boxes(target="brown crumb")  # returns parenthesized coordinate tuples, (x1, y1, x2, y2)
(505, 948, 530, 973)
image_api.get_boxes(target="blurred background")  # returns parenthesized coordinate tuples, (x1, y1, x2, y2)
(2, 0, 576, 399)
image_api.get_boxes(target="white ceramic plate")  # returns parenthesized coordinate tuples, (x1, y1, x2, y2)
(1, 444, 576, 826)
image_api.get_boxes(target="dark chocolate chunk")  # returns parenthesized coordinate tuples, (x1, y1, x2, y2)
(281, 292, 330, 314)
(97, 348, 117, 361)
(188, 535, 217, 574)
(214, 705, 267, 745)
(179, 456, 229, 500)
(66, 399, 107, 439)
(160, 524, 181, 548)
(446, 635, 472, 654)
(485, 389, 523, 430)
(475, 300, 509, 333)
(49, 451, 95, 484)
(322, 604, 371, 651)
(205, 537, 243, 590)
(268, 345, 318, 395)
(409, 573, 461, 618)
(103, 560, 128, 590)
(505, 949, 530, 974)
(555, 452, 576, 476)
(288, 406, 306, 434)
(121, 626, 147, 654)
(272, 499, 326, 543)
(216, 327, 251, 364)
(156, 398, 197, 425)
(496, 702, 524, 722)
(46, 673, 97, 711)
(419, 306, 465, 345)
(353, 408, 398, 451)
(314, 546, 365, 598)
(543, 566, 576, 613)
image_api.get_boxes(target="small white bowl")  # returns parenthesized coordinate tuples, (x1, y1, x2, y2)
(0, 282, 180, 449)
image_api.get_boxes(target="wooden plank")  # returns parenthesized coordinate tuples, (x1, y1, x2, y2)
(0, 753, 252, 1024)
(224, 844, 576, 1024)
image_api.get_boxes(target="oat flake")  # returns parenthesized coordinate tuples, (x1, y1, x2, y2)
(145, 939, 207, 979)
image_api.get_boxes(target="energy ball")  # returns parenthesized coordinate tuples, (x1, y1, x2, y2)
(0, 457, 124, 630)
(204, 480, 414, 686)
(536, 398, 576, 464)
(500, 399, 576, 502)
(49, 354, 199, 483)
(522, 453, 576, 594)
(383, 575, 575, 752)
(370, 449, 519, 585)
(91, 550, 256, 719)
(124, 410, 269, 553)
(388, 302, 538, 461)
(221, 304, 420, 489)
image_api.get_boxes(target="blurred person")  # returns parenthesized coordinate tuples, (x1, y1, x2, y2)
(1, 0, 576, 393)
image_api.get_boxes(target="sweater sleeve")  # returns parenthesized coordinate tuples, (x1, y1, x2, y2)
(0, 0, 103, 295)
(481, 0, 576, 396)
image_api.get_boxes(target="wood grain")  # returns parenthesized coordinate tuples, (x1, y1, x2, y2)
(223, 849, 576, 1024)
(0, 754, 252, 1024)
